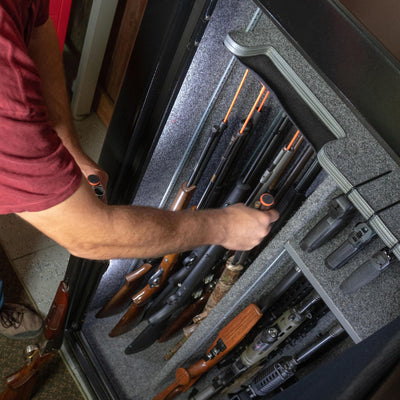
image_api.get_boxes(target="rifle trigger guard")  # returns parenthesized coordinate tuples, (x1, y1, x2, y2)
(206, 338, 227, 360)
(149, 268, 164, 288)
(25, 344, 40, 360)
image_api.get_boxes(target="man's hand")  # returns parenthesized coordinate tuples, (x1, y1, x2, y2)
(218, 204, 279, 251)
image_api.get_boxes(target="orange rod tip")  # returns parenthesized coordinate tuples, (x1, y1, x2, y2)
(285, 130, 301, 150)
(239, 86, 266, 134)
(257, 90, 270, 112)
(223, 69, 249, 123)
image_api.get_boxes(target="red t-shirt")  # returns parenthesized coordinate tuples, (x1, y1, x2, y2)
(0, 0, 81, 214)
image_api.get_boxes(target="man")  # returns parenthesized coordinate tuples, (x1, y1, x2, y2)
(0, 1, 279, 338)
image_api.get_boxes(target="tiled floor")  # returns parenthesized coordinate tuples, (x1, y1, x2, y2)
(0, 112, 107, 399)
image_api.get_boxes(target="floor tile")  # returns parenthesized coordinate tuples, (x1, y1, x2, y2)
(0, 214, 56, 261)
(75, 113, 107, 161)
(11, 244, 71, 315)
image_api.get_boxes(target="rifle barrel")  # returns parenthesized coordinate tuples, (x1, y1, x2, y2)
(197, 86, 266, 209)
(241, 113, 290, 185)
(187, 121, 227, 187)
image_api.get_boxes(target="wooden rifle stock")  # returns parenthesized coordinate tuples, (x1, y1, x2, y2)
(44, 282, 69, 340)
(153, 303, 263, 400)
(0, 351, 54, 400)
(109, 252, 181, 337)
(0, 281, 69, 400)
(0, 175, 106, 400)
(96, 262, 154, 318)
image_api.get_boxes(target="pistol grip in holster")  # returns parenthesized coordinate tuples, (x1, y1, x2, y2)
(300, 194, 356, 252)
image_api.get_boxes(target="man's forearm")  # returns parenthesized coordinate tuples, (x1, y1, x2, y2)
(17, 179, 278, 260)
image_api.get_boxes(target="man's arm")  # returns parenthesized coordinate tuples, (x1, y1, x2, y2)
(17, 178, 279, 260)
(20, 17, 279, 260)
(27, 18, 106, 183)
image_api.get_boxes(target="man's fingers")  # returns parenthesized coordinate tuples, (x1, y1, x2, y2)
(265, 208, 280, 223)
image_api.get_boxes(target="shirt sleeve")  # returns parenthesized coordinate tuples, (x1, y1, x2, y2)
(0, 8, 82, 214)
(35, 0, 50, 27)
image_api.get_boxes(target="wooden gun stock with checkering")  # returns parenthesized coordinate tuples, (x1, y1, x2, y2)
(153, 303, 263, 400)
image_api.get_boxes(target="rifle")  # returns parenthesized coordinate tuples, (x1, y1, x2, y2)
(124, 128, 306, 354)
(195, 130, 306, 321)
(109, 83, 269, 337)
(340, 247, 400, 294)
(196, 85, 268, 209)
(241, 112, 290, 189)
(188, 143, 316, 354)
(152, 303, 263, 400)
(144, 111, 292, 325)
(190, 290, 321, 400)
(97, 71, 251, 322)
(162, 194, 275, 359)
(229, 323, 345, 399)
(160, 282, 215, 352)
(166, 269, 305, 397)
(0, 176, 107, 400)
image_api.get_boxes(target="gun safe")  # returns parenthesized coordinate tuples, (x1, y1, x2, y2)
(62, 0, 400, 399)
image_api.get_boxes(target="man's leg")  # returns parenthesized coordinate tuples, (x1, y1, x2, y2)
(0, 279, 43, 340)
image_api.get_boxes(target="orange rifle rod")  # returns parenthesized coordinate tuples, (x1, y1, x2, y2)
(223, 69, 249, 123)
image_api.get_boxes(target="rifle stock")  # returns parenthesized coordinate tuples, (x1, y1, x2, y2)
(109, 253, 181, 337)
(159, 285, 213, 343)
(0, 354, 51, 400)
(96, 262, 154, 318)
(0, 175, 106, 400)
(4, 351, 54, 390)
(170, 182, 197, 210)
(0, 276, 70, 399)
(153, 303, 263, 400)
